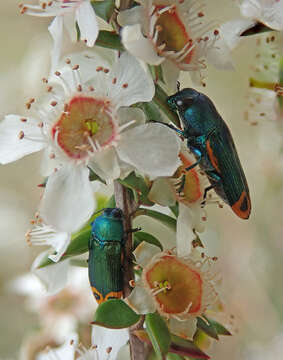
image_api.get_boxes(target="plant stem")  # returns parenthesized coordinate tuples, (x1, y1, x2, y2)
(114, 181, 145, 360)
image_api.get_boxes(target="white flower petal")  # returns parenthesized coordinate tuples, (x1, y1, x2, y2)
(116, 123, 181, 179)
(40, 147, 62, 177)
(48, 16, 64, 73)
(117, 107, 146, 129)
(76, 1, 99, 47)
(148, 178, 176, 206)
(91, 326, 129, 359)
(40, 164, 95, 232)
(126, 282, 156, 314)
(117, 6, 144, 26)
(206, 30, 234, 71)
(176, 203, 196, 257)
(0, 115, 44, 164)
(169, 317, 197, 340)
(121, 24, 164, 66)
(220, 19, 257, 50)
(37, 333, 78, 360)
(133, 241, 160, 268)
(32, 251, 70, 295)
(63, 12, 77, 42)
(88, 147, 121, 181)
(48, 231, 71, 263)
(108, 51, 155, 107)
(116, 344, 131, 360)
(162, 60, 180, 92)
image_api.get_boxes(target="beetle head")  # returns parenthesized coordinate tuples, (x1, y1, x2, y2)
(167, 88, 200, 112)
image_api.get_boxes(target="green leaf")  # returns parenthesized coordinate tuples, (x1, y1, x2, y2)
(96, 30, 124, 51)
(145, 313, 171, 359)
(133, 231, 163, 251)
(207, 318, 231, 336)
(136, 101, 164, 123)
(167, 354, 184, 360)
(170, 335, 210, 359)
(106, 194, 116, 208)
(135, 208, 176, 231)
(91, 0, 115, 22)
(153, 84, 180, 127)
(197, 317, 219, 340)
(169, 203, 179, 218)
(148, 65, 165, 84)
(240, 22, 275, 36)
(70, 259, 88, 267)
(118, 172, 154, 206)
(92, 299, 141, 328)
(88, 167, 106, 184)
(134, 330, 209, 359)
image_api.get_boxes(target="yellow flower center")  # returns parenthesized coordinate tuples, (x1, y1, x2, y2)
(52, 96, 116, 159)
(144, 255, 203, 315)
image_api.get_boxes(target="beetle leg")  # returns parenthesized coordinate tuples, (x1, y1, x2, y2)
(126, 227, 141, 234)
(175, 174, 186, 195)
(149, 120, 185, 136)
(201, 185, 214, 207)
(185, 149, 202, 171)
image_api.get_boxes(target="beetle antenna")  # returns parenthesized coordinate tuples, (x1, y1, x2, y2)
(177, 81, 181, 91)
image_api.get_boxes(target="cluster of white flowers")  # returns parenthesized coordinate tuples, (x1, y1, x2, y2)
(4, 0, 282, 358)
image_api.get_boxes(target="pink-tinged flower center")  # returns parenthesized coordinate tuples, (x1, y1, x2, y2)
(144, 255, 203, 315)
(51, 96, 116, 159)
(171, 152, 203, 204)
(152, 5, 194, 64)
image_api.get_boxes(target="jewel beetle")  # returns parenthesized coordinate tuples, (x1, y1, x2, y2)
(88, 208, 124, 304)
(166, 87, 251, 219)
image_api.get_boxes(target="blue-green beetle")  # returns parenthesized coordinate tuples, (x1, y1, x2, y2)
(166, 88, 251, 219)
(88, 208, 124, 304)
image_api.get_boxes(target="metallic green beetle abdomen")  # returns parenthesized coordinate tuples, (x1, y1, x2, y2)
(88, 237, 123, 304)
(88, 208, 125, 304)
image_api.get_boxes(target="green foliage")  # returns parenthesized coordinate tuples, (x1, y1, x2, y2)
(118, 172, 154, 206)
(91, 0, 115, 22)
(92, 299, 141, 328)
(133, 231, 163, 251)
(145, 312, 171, 359)
(135, 208, 176, 231)
(207, 318, 231, 336)
(96, 30, 124, 51)
(170, 334, 210, 359)
(197, 317, 219, 340)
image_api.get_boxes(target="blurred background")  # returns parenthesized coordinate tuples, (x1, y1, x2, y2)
(1, 0, 283, 359)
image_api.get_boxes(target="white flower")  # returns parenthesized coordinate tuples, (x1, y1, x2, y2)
(118, 0, 233, 87)
(26, 213, 71, 262)
(240, 0, 283, 31)
(127, 241, 219, 340)
(35, 327, 130, 360)
(9, 267, 94, 338)
(19, 0, 99, 70)
(0, 50, 180, 232)
(245, 33, 281, 125)
(148, 149, 207, 234)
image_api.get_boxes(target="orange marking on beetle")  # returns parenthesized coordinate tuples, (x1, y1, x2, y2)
(231, 191, 251, 219)
(206, 139, 220, 173)
(91, 287, 122, 304)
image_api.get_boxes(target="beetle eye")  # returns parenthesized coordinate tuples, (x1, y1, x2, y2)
(176, 100, 183, 106)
